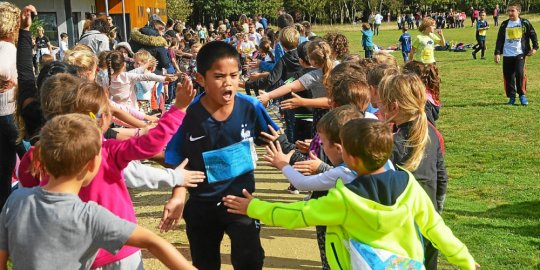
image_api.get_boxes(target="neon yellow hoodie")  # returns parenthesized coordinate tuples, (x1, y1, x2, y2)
(247, 170, 476, 270)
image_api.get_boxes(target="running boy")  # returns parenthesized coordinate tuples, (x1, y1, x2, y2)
(472, 11, 489, 59)
(0, 114, 195, 270)
(223, 118, 479, 270)
(399, 26, 412, 62)
(163, 41, 280, 269)
(494, 2, 538, 105)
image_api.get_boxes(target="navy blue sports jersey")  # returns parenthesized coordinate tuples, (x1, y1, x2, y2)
(165, 93, 279, 201)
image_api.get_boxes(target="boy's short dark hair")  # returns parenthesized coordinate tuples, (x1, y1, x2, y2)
(340, 118, 393, 171)
(297, 41, 310, 63)
(317, 105, 364, 144)
(508, 2, 521, 11)
(277, 14, 294, 29)
(60, 33, 68, 39)
(39, 114, 102, 178)
(196, 41, 240, 76)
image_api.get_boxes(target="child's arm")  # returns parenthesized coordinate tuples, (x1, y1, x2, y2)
(411, 179, 477, 269)
(111, 76, 196, 167)
(223, 188, 347, 229)
(0, 250, 7, 270)
(124, 159, 205, 189)
(109, 103, 147, 128)
(281, 94, 330, 110)
(527, 22, 538, 56)
(126, 226, 195, 270)
(264, 141, 352, 191)
(435, 139, 448, 213)
(257, 80, 305, 107)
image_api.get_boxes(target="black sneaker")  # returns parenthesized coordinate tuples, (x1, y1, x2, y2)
(287, 184, 300, 195)
(472, 52, 477, 59)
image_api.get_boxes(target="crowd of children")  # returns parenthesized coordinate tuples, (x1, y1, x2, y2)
(11, 1, 540, 269)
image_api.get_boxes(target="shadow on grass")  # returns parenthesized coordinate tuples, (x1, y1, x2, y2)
(445, 200, 540, 239)
(443, 101, 512, 108)
(446, 200, 540, 219)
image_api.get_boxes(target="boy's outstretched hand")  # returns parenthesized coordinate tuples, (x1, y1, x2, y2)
(223, 189, 254, 215)
(174, 74, 196, 111)
(264, 140, 293, 170)
(259, 124, 282, 145)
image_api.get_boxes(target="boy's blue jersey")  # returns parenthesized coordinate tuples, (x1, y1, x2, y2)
(165, 93, 279, 201)
(399, 33, 412, 52)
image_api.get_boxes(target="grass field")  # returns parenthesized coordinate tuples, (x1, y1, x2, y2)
(136, 15, 540, 269)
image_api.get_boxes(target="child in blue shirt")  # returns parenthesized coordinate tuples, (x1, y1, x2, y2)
(399, 26, 412, 62)
(162, 41, 280, 270)
(361, 23, 374, 58)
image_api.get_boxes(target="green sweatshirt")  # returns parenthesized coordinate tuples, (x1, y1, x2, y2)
(247, 170, 476, 270)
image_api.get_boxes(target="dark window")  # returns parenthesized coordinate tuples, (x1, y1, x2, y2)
(36, 12, 59, 46)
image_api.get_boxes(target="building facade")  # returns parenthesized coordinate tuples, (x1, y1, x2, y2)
(15, 0, 96, 47)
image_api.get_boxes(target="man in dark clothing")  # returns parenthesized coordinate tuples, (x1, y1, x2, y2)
(129, 14, 173, 75)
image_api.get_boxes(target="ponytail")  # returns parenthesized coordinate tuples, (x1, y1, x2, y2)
(404, 109, 429, 171)
(105, 51, 125, 86)
(106, 53, 113, 86)
(379, 74, 429, 172)
(308, 41, 335, 91)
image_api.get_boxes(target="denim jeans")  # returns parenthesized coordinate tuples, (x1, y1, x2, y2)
(0, 114, 18, 210)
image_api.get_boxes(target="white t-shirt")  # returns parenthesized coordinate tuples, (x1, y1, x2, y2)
(375, 14, 384, 24)
(504, 19, 523, 56)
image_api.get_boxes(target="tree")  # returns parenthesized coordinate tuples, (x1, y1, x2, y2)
(166, 0, 193, 21)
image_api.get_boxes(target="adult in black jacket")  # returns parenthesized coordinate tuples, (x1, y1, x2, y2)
(129, 14, 173, 75)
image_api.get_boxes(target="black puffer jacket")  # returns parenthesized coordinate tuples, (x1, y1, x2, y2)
(129, 27, 172, 74)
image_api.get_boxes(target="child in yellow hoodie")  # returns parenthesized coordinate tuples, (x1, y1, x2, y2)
(223, 118, 479, 270)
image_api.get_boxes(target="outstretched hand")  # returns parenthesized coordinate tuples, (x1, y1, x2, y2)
(259, 125, 282, 145)
(281, 92, 304, 110)
(222, 189, 254, 215)
(174, 158, 205, 188)
(257, 91, 271, 107)
(263, 140, 293, 170)
(293, 152, 322, 176)
(20, 5, 37, 31)
(174, 74, 196, 111)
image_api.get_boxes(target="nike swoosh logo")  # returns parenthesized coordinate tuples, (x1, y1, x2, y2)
(189, 135, 205, 142)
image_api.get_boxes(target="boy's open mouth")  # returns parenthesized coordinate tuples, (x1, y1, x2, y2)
(223, 90, 233, 101)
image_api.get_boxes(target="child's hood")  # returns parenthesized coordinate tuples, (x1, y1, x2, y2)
(337, 170, 413, 233)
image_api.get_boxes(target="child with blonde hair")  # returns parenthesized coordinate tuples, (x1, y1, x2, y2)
(410, 17, 446, 64)
(378, 73, 448, 270)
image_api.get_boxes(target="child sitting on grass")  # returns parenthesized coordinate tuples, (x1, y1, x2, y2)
(0, 114, 195, 270)
(223, 118, 479, 270)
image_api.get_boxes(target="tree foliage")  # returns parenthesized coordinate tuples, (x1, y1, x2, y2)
(166, 0, 193, 21)
(181, 0, 540, 25)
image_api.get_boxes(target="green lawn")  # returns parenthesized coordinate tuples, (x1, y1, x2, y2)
(317, 16, 540, 269)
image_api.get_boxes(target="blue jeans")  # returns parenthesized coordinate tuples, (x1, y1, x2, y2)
(0, 114, 18, 210)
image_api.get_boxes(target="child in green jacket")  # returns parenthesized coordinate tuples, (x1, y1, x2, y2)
(223, 118, 479, 270)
